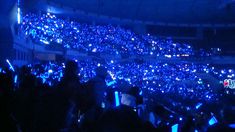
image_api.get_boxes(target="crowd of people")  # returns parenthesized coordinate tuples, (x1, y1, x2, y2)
(0, 11, 233, 132)
(19, 13, 221, 57)
(25, 59, 235, 100)
(0, 59, 234, 131)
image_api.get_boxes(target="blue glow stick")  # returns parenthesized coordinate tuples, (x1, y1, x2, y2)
(33, 72, 37, 75)
(41, 75, 46, 84)
(6, 59, 15, 72)
(196, 103, 202, 109)
(49, 81, 52, 86)
(0, 68, 2, 73)
(60, 72, 63, 77)
(14, 75, 18, 84)
(114, 91, 120, 107)
(107, 80, 116, 86)
(17, 8, 21, 24)
(229, 123, 235, 128)
(171, 124, 178, 132)
(139, 90, 143, 95)
(208, 116, 218, 126)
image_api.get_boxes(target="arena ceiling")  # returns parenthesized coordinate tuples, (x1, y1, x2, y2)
(44, 0, 235, 24)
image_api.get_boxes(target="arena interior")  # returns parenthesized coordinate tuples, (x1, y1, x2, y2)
(0, 0, 235, 131)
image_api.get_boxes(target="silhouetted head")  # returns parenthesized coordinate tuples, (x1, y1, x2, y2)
(207, 124, 234, 132)
(20, 65, 31, 76)
(0, 72, 13, 95)
(64, 60, 78, 77)
(95, 66, 107, 78)
(127, 86, 141, 98)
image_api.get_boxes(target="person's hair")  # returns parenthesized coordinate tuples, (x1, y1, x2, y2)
(95, 66, 107, 78)
(64, 60, 78, 77)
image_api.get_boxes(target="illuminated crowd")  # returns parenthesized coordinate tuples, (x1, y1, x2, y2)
(1, 59, 235, 131)
(11, 59, 234, 102)
(19, 13, 221, 57)
(1, 12, 232, 131)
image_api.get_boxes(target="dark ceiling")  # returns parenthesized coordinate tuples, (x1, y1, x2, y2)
(46, 0, 235, 24)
